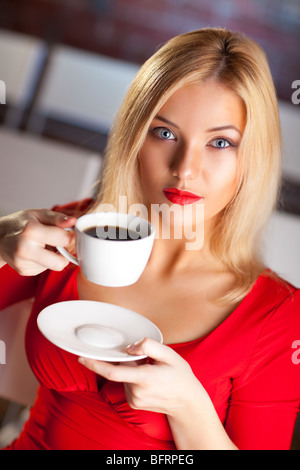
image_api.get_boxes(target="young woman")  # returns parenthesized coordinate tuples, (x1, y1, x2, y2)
(0, 28, 299, 450)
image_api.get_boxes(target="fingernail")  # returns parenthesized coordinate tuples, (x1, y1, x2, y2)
(78, 357, 85, 365)
(126, 338, 144, 352)
(62, 215, 76, 221)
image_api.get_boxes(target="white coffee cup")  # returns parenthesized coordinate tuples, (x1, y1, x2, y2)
(57, 212, 155, 287)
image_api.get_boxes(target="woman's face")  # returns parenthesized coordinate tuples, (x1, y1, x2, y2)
(138, 81, 246, 236)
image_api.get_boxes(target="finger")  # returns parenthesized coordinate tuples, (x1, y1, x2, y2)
(78, 357, 146, 384)
(12, 260, 54, 276)
(30, 246, 70, 271)
(32, 209, 77, 228)
(23, 221, 72, 248)
(14, 243, 69, 272)
(126, 337, 178, 365)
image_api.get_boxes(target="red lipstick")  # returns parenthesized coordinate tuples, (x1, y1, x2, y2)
(163, 188, 203, 205)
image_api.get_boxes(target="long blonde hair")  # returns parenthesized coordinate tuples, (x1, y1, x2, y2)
(90, 27, 282, 303)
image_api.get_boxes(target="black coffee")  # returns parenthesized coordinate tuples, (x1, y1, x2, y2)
(83, 225, 142, 241)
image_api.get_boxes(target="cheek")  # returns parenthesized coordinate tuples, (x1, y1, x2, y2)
(138, 150, 161, 199)
(139, 151, 152, 175)
(139, 143, 169, 183)
(207, 158, 239, 200)
(138, 152, 153, 185)
(223, 166, 239, 195)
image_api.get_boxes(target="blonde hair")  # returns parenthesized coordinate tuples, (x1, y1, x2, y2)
(90, 27, 282, 303)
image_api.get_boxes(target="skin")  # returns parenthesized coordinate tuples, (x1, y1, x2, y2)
(139, 82, 245, 236)
(0, 210, 76, 274)
(78, 82, 246, 449)
(0, 81, 246, 449)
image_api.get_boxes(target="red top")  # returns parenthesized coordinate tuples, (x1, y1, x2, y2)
(1, 200, 300, 450)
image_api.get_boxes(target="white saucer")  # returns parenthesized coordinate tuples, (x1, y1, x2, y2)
(37, 300, 163, 362)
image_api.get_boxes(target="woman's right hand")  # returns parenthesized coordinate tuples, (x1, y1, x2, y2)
(0, 209, 76, 276)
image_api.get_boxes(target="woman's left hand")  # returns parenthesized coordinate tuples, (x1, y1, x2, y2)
(78, 337, 205, 417)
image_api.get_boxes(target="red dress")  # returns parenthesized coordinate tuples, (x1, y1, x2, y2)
(1, 201, 300, 450)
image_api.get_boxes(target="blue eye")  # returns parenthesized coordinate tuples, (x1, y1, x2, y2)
(152, 127, 176, 140)
(210, 138, 233, 148)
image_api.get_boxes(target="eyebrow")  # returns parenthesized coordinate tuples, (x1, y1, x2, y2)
(154, 115, 180, 129)
(154, 115, 242, 136)
(207, 125, 242, 136)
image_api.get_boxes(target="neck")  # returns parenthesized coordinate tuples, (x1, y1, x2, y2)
(144, 205, 222, 277)
(146, 230, 219, 279)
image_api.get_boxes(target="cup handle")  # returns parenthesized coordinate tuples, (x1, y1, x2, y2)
(56, 227, 79, 266)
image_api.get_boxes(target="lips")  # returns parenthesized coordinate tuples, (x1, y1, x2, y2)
(163, 187, 203, 205)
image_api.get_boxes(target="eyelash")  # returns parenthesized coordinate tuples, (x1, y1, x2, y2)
(151, 127, 176, 141)
(209, 138, 236, 149)
(150, 127, 236, 149)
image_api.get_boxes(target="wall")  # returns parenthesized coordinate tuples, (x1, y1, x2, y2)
(0, 0, 299, 101)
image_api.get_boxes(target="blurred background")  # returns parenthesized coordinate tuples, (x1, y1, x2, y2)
(0, 0, 299, 449)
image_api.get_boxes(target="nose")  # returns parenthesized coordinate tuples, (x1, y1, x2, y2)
(171, 141, 201, 181)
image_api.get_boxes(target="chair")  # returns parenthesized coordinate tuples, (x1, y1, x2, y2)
(279, 101, 300, 182)
(0, 28, 47, 128)
(26, 45, 140, 136)
(0, 299, 38, 406)
(263, 210, 300, 288)
(263, 101, 300, 288)
(0, 128, 102, 216)
(0, 127, 102, 445)
(0, 298, 38, 447)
